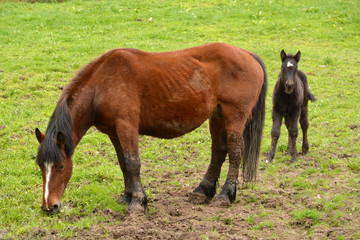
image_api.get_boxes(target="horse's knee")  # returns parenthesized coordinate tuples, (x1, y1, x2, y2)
(288, 127, 298, 138)
(300, 115, 309, 128)
(301, 122, 309, 131)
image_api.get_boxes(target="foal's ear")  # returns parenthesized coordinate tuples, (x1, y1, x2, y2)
(295, 51, 301, 62)
(56, 132, 65, 148)
(35, 128, 45, 143)
(281, 50, 286, 62)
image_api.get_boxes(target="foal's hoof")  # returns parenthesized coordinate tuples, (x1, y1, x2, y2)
(210, 195, 231, 208)
(300, 150, 309, 156)
(189, 192, 209, 204)
(266, 152, 274, 163)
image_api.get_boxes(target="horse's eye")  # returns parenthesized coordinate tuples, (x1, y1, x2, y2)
(59, 165, 64, 171)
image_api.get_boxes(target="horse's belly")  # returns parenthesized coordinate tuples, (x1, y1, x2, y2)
(139, 101, 215, 139)
(139, 120, 201, 139)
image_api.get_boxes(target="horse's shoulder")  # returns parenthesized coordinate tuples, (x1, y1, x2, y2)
(296, 70, 309, 89)
(296, 69, 307, 80)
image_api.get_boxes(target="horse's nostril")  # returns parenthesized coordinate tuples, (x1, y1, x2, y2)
(52, 204, 59, 212)
(41, 204, 60, 214)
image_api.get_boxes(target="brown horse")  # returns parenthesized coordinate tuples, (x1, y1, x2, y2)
(35, 42, 267, 214)
(267, 50, 316, 163)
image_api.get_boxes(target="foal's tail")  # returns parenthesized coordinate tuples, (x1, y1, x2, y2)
(309, 92, 317, 102)
(242, 54, 268, 183)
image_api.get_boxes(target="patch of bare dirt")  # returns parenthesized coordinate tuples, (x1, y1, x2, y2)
(32, 149, 359, 240)
(65, 177, 298, 239)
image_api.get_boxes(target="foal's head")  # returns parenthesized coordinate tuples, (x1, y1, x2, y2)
(280, 50, 301, 94)
(35, 128, 73, 214)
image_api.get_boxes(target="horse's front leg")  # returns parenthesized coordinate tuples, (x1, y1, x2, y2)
(284, 115, 292, 155)
(288, 110, 301, 162)
(114, 122, 147, 213)
(123, 152, 147, 213)
(109, 136, 133, 205)
(211, 131, 243, 207)
(267, 110, 282, 162)
(190, 109, 227, 204)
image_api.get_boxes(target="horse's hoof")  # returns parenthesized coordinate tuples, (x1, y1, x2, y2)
(300, 150, 308, 156)
(189, 191, 209, 204)
(210, 196, 231, 208)
(125, 202, 147, 215)
(266, 158, 273, 163)
(267, 152, 275, 163)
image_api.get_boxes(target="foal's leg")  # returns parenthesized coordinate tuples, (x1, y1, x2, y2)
(300, 106, 309, 154)
(267, 110, 282, 162)
(190, 109, 227, 204)
(284, 115, 292, 155)
(109, 136, 133, 205)
(114, 121, 147, 213)
(288, 109, 301, 162)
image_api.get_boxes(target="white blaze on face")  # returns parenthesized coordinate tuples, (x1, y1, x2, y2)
(44, 162, 53, 209)
(287, 61, 294, 68)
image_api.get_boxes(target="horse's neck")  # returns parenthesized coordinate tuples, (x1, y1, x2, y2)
(67, 92, 94, 146)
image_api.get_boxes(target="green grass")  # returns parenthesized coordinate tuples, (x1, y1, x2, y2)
(0, 0, 359, 239)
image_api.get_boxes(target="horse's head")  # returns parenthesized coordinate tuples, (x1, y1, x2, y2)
(35, 128, 73, 214)
(280, 50, 301, 94)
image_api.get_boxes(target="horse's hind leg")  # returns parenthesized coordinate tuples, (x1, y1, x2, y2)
(190, 107, 227, 204)
(300, 106, 309, 154)
(109, 136, 133, 205)
(211, 130, 243, 207)
(210, 106, 249, 207)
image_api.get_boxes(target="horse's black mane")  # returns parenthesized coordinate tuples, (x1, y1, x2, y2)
(37, 97, 74, 165)
(36, 49, 119, 165)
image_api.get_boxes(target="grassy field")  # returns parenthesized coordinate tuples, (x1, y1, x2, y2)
(0, 0, 359, 239)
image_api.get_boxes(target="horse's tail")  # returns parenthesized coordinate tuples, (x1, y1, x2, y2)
(242, 54, 268, 183)
(309, 92, 317, 102)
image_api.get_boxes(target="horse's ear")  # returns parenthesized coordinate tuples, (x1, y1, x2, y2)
(35, 128, 45, 143)
(281, 50, 286, 62)
(295, 51, 301, 62)
(56, 132, 65, 148)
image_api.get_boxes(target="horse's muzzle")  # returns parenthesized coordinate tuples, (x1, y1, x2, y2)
(285, 82, 294, 94)
(285, 87, 293, 94)
(41, 203, 60, 214)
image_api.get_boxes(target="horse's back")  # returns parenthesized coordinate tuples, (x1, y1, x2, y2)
(90, 43, 264, 138)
